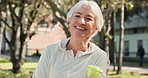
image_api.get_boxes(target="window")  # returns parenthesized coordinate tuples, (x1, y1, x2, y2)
(124, 40, 129, 56)
(132, 28, 137, 33)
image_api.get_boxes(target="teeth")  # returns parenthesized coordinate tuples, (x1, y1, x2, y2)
(76, 26, 85, 30)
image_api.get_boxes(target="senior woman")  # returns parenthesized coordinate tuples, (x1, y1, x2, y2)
(33, 0, 109, 78)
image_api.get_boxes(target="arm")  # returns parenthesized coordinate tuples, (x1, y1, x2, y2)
(32, 47, 50, 78)
(101, 57, 110, 78)
(98, 52, 110, 78)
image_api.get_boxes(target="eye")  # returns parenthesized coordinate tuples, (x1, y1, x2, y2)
(75, 15, 80, 18)
(86, 18, 92, 21)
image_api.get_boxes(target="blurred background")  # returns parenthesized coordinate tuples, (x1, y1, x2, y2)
(0, 0, 148, 78)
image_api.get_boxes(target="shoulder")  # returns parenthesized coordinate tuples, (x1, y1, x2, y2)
(90, 42, 109, 63)
(93, 45, 110, 68)
(41, 41, 61, 55)
(95, 48, 108, 61)
(46, 42, 60, 50)
(46, 38, 69, 49)
(97, 47, 108, 57)
(90, 42, 107, 56)
(43, 38, 68, 54)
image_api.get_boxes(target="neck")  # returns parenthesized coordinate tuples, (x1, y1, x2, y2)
(66, 36, 90, 56)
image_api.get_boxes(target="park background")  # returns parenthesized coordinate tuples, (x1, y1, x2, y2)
(0, 0, 148, 78)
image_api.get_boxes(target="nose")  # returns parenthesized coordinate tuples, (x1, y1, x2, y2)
(79, 18, 85, 25)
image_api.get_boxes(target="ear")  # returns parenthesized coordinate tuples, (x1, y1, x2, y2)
(93, 26, 99, 34)
(95, 26, 99, 31)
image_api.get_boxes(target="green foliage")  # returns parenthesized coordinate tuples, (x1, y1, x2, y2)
(125, 1, 134, 10)
(91, 36, 100, 46)
(104, 33, 113, 40)
(124, 0, 148, 21)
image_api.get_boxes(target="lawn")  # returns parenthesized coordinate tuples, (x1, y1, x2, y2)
(107, 71, 148, 78)
(0, 58, 148, 78)
(0, 58, 37, 78)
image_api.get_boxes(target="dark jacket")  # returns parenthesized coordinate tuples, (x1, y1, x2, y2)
(137, 47, 145, 56)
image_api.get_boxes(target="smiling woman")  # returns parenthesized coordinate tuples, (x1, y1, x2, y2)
(33, 0, 109, 78)
(68, 4, 97, 38)
(67, 0, 104, 32)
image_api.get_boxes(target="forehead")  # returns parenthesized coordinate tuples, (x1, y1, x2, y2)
(74, 4, 95, 17)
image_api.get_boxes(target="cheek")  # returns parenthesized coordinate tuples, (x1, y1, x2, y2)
(88, 23, 96, 30)
(93, 27, 98, 33)
(68, 24, 74, 32)
(90, 24, 97, 32)
(69, 19, 76, 26)
(69, 19, 78, 29)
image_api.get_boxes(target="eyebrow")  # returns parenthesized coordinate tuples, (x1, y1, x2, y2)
(75, 12, 94, 17)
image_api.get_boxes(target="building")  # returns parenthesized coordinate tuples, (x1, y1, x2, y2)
(115, 8, 148, 62)
(1, 15, 67, 56)
(27, 15, 67, 55)
(27, 23, 67, 55)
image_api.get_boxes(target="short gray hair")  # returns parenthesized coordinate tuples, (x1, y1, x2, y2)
(67, 0, 104, 32)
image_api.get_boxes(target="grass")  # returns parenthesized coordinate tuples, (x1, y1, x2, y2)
(0, 58, 148, 78)
(123, 61, 148, 66)
(0, 58, 37, 78)
(108, 71, 148, 78)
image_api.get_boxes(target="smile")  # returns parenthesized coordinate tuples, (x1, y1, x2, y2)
(75, 26, 86, 30)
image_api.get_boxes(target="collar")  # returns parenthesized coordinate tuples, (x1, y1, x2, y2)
(58, 38, 100, 57)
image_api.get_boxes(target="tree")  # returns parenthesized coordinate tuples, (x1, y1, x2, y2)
(0, 0, 7, 56)
(0, 13, 3, 55)
(96, 0, 122, 64)
(44, 0, 75, 37)
(0, 21, 3, 55)
(116, 0, 147, 74)
(117, 0, 125, 74)
(0, 0, 41, 73)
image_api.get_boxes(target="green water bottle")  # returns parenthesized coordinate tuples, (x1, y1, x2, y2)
(87, 65, 103, 78)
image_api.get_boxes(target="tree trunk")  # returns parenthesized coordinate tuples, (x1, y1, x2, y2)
(99, 27, 105, 50)
(110, 12, 116, 71)
(12, 44, 25, 73)
(19, 35, 26, 64)
(9, 41, 21, 73)
(19, 47, 25, 65)
(99, 0, 105, 50)
(0, 12, 2, 54)
(117, 0, 125, 74)
(10, 41, 22, 73)
(109, 12, 115, 63)
(5, 25, 22, 73)
(105, 39, 109, 56)
(0, 27, 3, 55)
(105, 11, 112, 57)
(10, 32, 22, 73)
(12, 57, 22, 73)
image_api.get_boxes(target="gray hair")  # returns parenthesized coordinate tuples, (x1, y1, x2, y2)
(67, 0, 104, 32)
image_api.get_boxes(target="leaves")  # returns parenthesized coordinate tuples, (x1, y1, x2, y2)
(125, 1, 134, 10)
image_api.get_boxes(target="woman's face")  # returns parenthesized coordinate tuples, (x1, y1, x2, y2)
(69, 4, 98, 38)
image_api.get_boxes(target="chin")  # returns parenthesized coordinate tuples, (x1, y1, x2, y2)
(74, 33, 91, 38)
